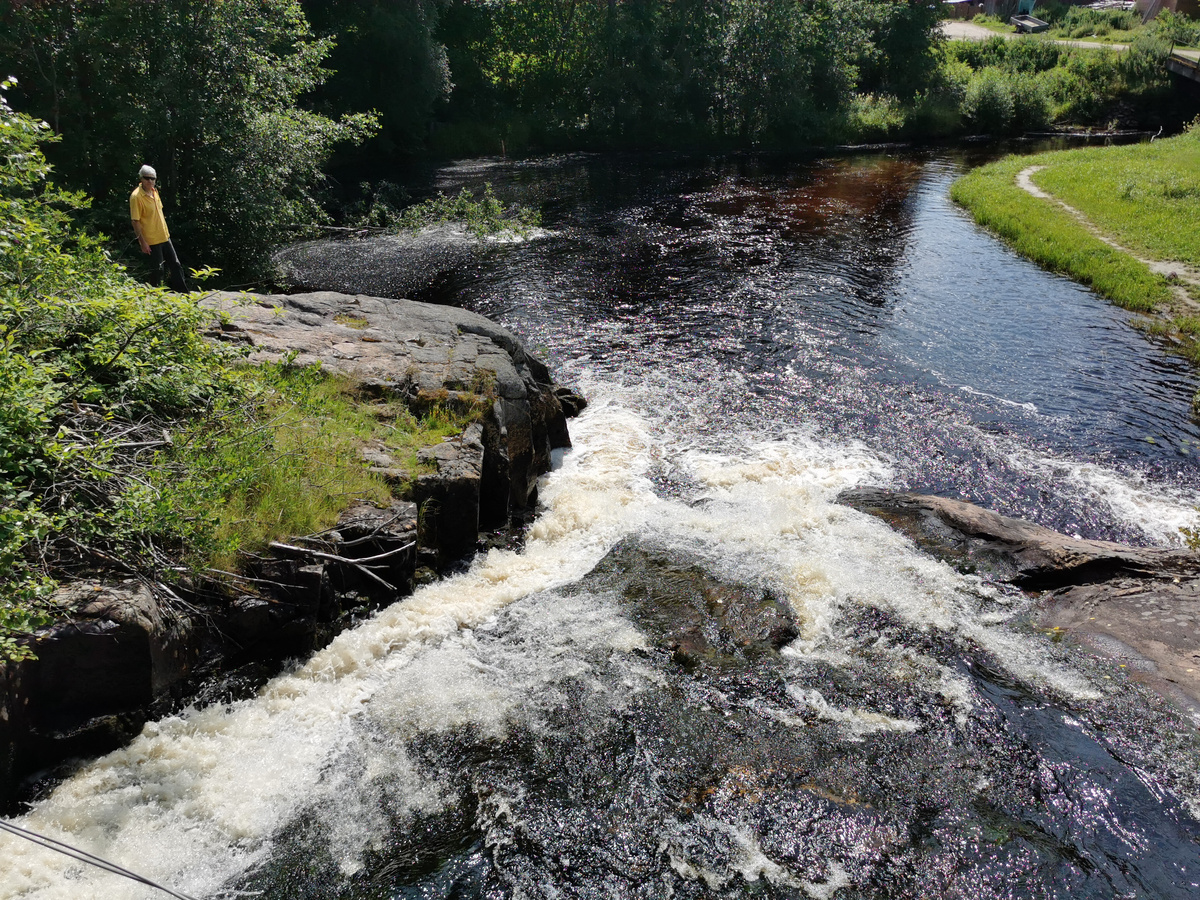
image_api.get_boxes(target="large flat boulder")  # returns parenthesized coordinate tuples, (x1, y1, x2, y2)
(838, 487, 1197, 589)
(839, 487, 1200, 713)
(201, 290, 574, 520)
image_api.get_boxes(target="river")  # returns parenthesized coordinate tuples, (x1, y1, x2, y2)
(3, 149, 1200, 899)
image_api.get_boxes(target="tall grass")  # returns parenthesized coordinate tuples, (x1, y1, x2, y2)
(144, 364, 474, 572)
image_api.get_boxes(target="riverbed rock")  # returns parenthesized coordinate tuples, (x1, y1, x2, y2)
(838, 487, 1198, 589)
(838, 486, 1200, 712)
(201, 290, 573, 528)
(582, 540, 801, 666)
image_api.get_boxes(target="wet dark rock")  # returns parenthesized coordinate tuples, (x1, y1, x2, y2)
(554, 386, 588, 419)
(413, 423, 486, 566)
(838, 486, 1198, 589)
(838, 486, 1200, 711)
(580, 540, 800, 665)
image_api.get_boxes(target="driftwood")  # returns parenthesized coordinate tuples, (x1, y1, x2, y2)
(267, 540, 415, 593)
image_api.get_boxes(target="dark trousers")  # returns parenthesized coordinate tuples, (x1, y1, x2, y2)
(149, 239, 188, 292)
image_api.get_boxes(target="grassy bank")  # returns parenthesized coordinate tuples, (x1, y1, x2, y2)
(0, 86, 479, 660)
(950, 120, 1200, 367)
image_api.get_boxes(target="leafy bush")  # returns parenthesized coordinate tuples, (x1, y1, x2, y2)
(1037, 4, 1139, 36)
(845, 94, 907, 142)
(1152, 10, 1200, 48)
(962, 69, 1016, 134)
(0, 81, 236, 658)
(950, 36, 1062, 74)
(390, 184, 541, 237)
(1118, 30, 1173, 91)
(1010, 75, 1054, 132)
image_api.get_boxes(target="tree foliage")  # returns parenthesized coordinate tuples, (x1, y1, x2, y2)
(0, 0, 377, 280)
(301, 0, 451, 161)
(0, 79, 238, 658)
(430, 0, 944, 150)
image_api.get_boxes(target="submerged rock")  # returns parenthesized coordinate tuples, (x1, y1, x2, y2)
(580, 540, 800, 666)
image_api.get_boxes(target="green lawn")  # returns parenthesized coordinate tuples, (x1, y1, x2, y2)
(1031, 139, 1200, 268)
(951, 123, 1200, 373)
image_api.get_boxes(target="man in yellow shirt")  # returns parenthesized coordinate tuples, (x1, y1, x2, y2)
(129, 164, 187, 291)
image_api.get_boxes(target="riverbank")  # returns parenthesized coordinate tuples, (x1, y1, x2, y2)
(950, 121, 1200, 394)
(0, 290, 581, 809)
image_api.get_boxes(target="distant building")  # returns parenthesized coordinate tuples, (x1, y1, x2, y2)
(1139, 0, 1200, 18)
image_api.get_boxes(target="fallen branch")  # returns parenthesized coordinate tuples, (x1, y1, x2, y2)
(268, 541, 398, 593)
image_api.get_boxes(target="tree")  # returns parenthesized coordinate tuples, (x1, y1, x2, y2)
(301, 0, 452, 163)
(0, 0, 377, 280)
(437, 0, 944, 150)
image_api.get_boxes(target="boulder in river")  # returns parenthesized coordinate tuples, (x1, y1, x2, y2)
(839, 487, 1200, 714)
(272, 227, 482, 302)
(201, 290, 578, 527)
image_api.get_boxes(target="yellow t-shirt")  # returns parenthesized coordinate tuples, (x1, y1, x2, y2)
(129, 185, 170, 245)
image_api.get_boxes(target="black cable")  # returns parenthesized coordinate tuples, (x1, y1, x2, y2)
(0, 818, 204, 900)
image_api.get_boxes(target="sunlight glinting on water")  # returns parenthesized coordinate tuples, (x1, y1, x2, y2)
(2, 374, 1192, 897)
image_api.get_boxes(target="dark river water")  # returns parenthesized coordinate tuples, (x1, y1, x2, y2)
(4, 150, 1200, 900)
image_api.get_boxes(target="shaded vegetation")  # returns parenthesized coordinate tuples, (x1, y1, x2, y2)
(350, 182, 541, 236)
(0, 0, 377, 282)
(2, 1, 1195, 278)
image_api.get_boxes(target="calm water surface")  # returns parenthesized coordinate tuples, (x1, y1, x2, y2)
(3, 150, 1200, 900)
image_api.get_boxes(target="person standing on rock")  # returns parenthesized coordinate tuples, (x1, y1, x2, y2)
(129, 164, 188, 292)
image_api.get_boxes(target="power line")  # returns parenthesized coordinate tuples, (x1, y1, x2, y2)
(0, 818, 203, 900)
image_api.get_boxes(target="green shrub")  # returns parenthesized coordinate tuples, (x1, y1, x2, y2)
(351, 182, 541, 237)
(1001, 38, 1066, 74)
(1118, 31, 1173, 91)
(845, 93, 907, 142)
(0, 80, 237, 658)
(962, 68, 1016, 134)
(960, 67, 1050, 135)
(1152, 10, 1200, 48)
(1010, 76, 1053, 132)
